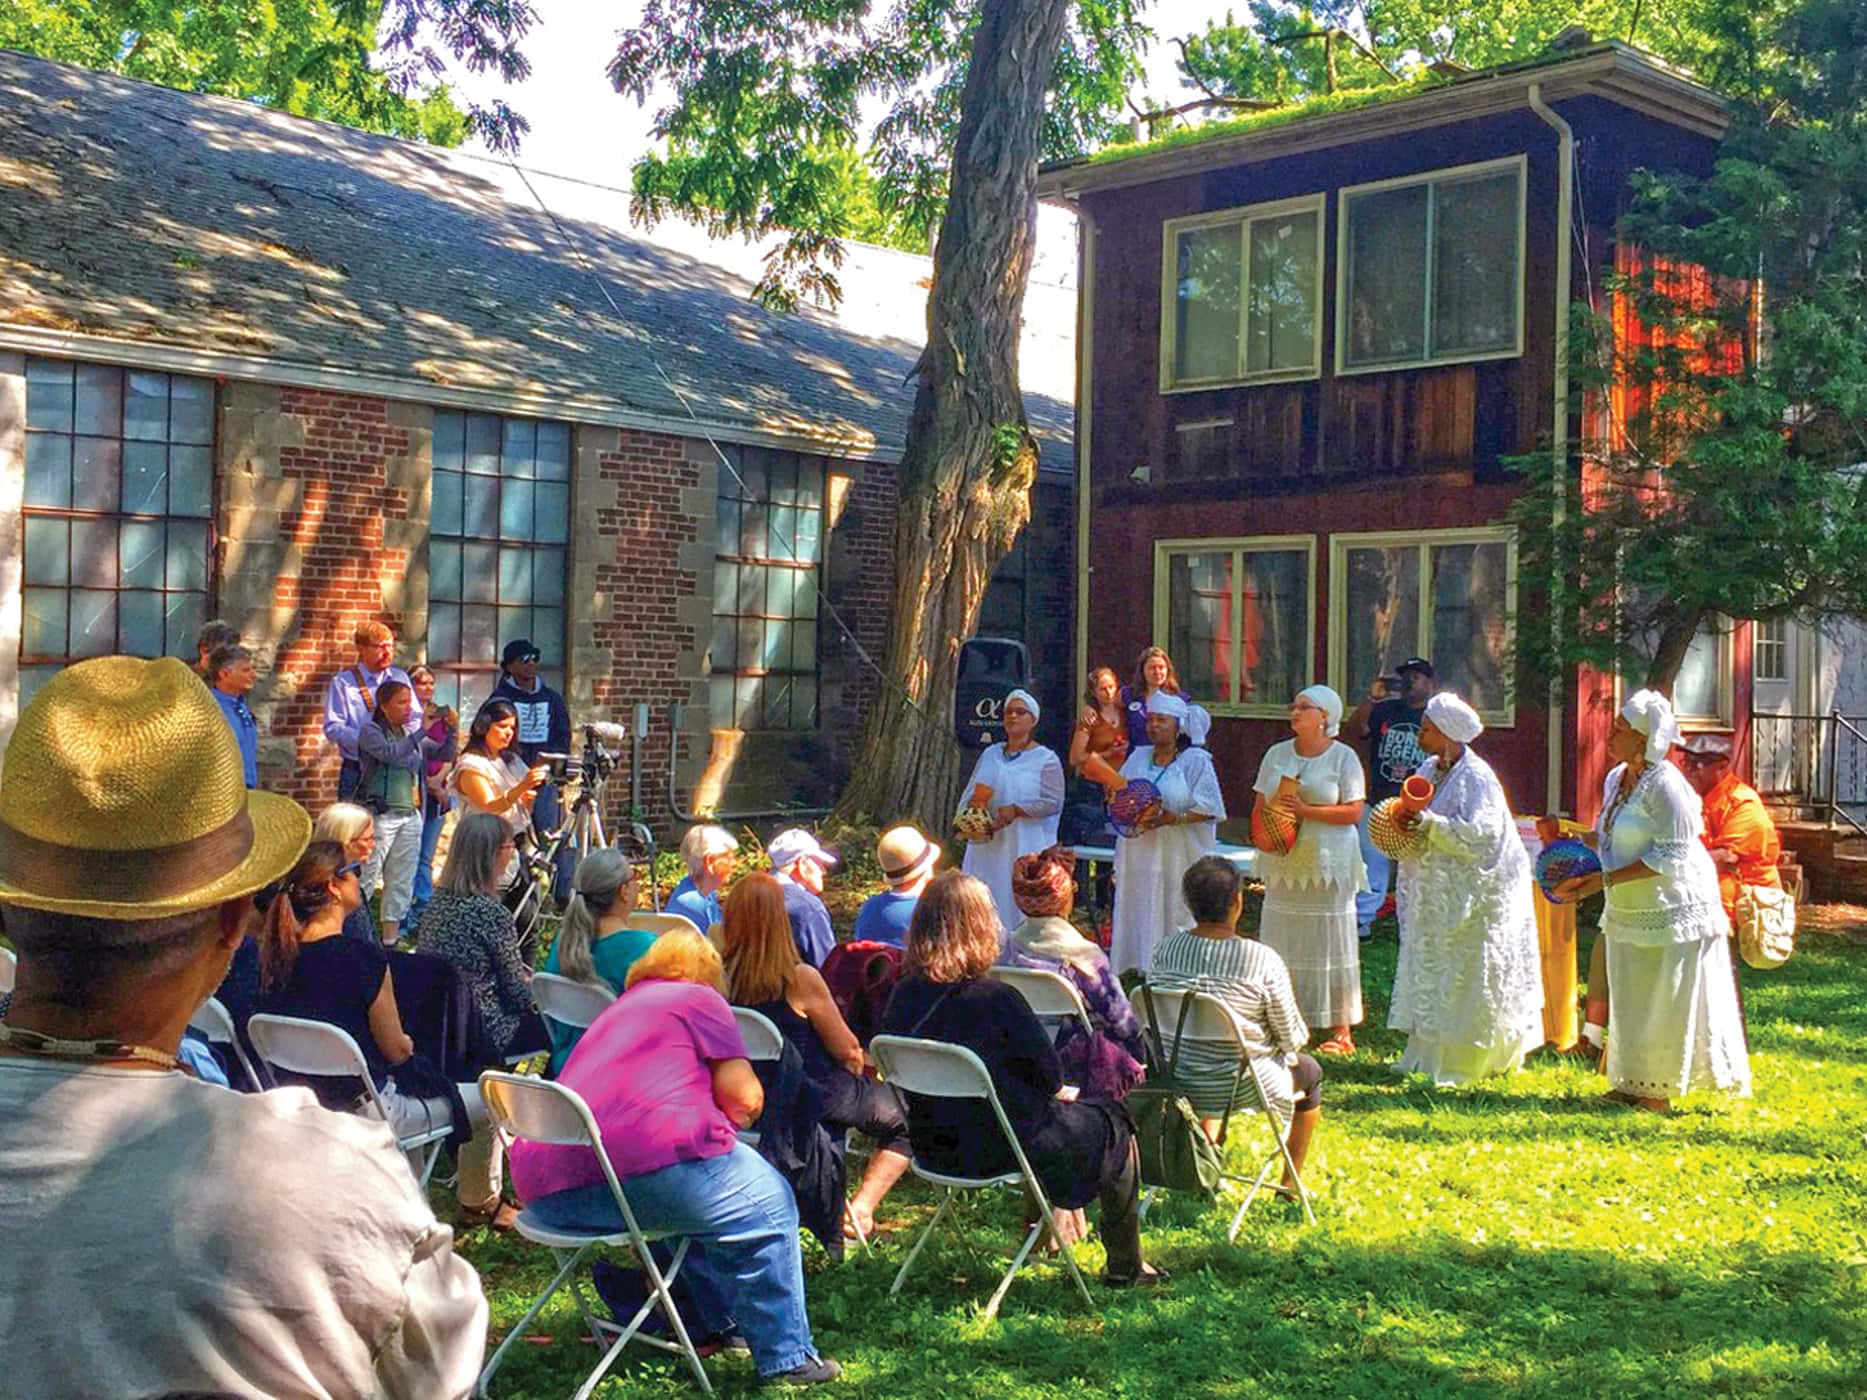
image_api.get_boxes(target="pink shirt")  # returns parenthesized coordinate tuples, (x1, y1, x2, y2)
(510, 979, 748, 1200)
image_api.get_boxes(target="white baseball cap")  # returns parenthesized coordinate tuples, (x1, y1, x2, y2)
(766, 828, 839, 871)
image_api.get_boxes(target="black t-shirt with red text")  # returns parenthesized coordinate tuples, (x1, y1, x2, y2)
(1366, 698, 1427, 801)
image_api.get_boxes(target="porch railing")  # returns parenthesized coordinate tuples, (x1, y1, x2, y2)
(1747, 711, 1867, 839)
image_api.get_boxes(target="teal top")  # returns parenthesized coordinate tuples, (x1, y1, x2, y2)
(542, 927, 658, 1074)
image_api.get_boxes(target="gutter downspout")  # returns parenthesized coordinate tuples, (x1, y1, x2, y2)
(665, 702, 834, 823)
(1528, 84, 1573, 817)
(1073, 215, 1097, 697)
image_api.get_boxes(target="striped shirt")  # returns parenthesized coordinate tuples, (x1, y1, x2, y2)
(1146, 931, 1309, 1122)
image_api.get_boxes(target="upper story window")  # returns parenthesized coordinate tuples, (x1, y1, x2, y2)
(1154, 535, 1316, 717)
(1338, 156, 1525, 374)
(20, 357, 215, 706)
(710, 446, 825, 732)
(1161, 194, 1324, 392)
(1329, 526, 1516, 724)
(429, 410, 571, 717)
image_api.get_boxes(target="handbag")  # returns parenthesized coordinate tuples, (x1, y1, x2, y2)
(1127, 978, 1237, 1198)
(1734, 882, 1796, 969)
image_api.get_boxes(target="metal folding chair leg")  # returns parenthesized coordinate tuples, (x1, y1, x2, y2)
(890, 1188, 956, 1297)
(477, 1242, 596, 1396)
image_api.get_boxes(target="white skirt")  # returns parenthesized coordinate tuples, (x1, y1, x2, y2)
(1395, 1024, 1543, 1086)
(1259, 880, 1362, 1028)
(1605, 931, 1751, 1100)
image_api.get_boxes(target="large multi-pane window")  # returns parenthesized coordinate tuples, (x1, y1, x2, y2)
(1330, 528, 1516, 721)
(1155, 537, 1314, 715)
(1339, 157, 1525, 372)
(1161, 195, 1323, 391)
(709, 446, 824, 731)
(429, 410, 570, 717)
(20, 358, 215, 705)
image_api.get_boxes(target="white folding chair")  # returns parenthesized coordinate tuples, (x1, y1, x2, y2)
(533, 972, 617, 1043)
(246, 1014, 452, 1187)
(1128, 985, 1316, 1235)
(476, 1072, 712, 1398)
(987, 966, 1094, 1038)
(0, 945, 15, 996)
(631, 912, 704, 940)
(730, 1006, 869, 1252)
(187, 995, 269, 1091)
(869, 1034, 1096, 1321)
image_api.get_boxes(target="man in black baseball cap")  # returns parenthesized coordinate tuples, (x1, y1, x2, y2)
(1347, 656, 1437, 938)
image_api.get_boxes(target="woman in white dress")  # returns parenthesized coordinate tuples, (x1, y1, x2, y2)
(1253, 685, 1367, 1054)
(1388, 693, 1544, 1084)
(958, 689, 1065, 933)
(1110, 691, 1225, 974)
(1550, 690, 1750, 1111)
(448, 699, 544, 885)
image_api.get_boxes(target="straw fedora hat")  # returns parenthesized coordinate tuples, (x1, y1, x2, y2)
(0, 656, 311, 920)
(876, 826, 941, 888)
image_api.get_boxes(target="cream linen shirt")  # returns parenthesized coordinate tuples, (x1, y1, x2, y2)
(0, 1059, 486, 1399)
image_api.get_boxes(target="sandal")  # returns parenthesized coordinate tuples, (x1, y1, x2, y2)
(1102, 1264, 1172, 1289)
(1316, 1037, 1355, 1056)
(458, 1197, 520, 1232)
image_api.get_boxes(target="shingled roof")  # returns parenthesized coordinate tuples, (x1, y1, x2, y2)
(0, 49, 1075, 469)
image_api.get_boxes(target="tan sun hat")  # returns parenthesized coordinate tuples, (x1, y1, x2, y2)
(875, 825, 941, 888)
(0, 656, 311, 920)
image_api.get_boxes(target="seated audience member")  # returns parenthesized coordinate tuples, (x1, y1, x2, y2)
(669, 824, 738, 934)
(851, 826, 941, 948)
(542, 848, 656, 1073)
(767, 828, 839, 966)
(257, 840, 510, 1227)
(880, 871, 1161, 1286)
(509, 930, 841, 1386)
(0, 656, 486, 1395)
(1003, 849, 1145, 1100)
(416, 813, 537, 1064)
(314, 801, 381, 945)
(355, 679, 442, 946)
(1148, 856, 1321, 1190)
(722, 873, 911, 1236)
(206, 642, 260, 788)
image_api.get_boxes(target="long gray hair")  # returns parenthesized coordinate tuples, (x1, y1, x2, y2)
(438, 812, 510, 897)
(556, 848, 635, 983)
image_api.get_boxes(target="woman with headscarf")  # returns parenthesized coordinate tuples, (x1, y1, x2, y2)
(1004, 849, 1146, 1100)
(1548, 690, 1750, 1111)
(1386, 693, 1545, 1084)
(1253, 685, 1367, 1054)
(1111, 691, 1225, 974)
(958, 688, 1066, 933)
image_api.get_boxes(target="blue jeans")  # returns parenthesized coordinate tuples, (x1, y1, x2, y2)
(406, 801, 445, 928)
(1356, 808, 1391, 931)
(525, 1144, 819, 1378)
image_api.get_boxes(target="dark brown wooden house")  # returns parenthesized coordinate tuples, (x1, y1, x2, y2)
(1039, 40, 1746, 820)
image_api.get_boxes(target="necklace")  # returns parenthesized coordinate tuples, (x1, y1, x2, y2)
(0, 1023, 180, 1071)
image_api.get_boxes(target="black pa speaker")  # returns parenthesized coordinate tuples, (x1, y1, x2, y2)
(954, 636, 1031, 750)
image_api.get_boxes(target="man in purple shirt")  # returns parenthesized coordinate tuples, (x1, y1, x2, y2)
(321, 620, 420, 801)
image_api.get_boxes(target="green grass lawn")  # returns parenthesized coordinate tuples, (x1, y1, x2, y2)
(455, 917, 1867, 1398)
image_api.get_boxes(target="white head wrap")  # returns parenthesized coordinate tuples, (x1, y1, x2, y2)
(1295, 684, 1344, 737)
(1183, 704, 1212, 747)
(1621, 689, 1681, 763)
(1146, 691, 1190, 724)
(1424, 692, 1484, 744)
(1004, 688, 1040, 723)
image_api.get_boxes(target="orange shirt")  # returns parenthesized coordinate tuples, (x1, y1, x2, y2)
(1700, 772, 1781, 920)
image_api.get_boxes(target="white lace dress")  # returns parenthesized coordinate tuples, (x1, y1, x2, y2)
(1110, 746, 1225, 973)
(959, 742, 1065, 934)
(1389, 751, 1545, 1084)
(1597, 761, 1751, 1100)
(1253, 739, 1367, 1028)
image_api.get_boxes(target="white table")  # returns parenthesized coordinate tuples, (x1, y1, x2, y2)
(1070, 842, 1258, 876)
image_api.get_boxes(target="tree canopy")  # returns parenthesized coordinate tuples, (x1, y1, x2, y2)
(0, 0, 536, 149)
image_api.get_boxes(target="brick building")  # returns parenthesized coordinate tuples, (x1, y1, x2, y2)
(0, 51, 1076, 828)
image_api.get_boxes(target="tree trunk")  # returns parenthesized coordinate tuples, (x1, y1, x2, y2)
(831, 0, 1068, 831)
(1642, 607, 1707, 697)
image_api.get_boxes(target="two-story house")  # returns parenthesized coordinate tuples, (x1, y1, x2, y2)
(1038, 39, 1743, 821)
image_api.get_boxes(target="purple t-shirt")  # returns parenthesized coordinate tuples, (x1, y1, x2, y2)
(510, 979, 748, 1199)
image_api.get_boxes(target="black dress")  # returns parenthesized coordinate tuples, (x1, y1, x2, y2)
(259, 937, 392, 1109)
(880, 974, 1132, 1209)
(750, 994, 910, 1156)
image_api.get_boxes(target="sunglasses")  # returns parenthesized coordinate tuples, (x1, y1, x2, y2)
(337, 862, 363, 881)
